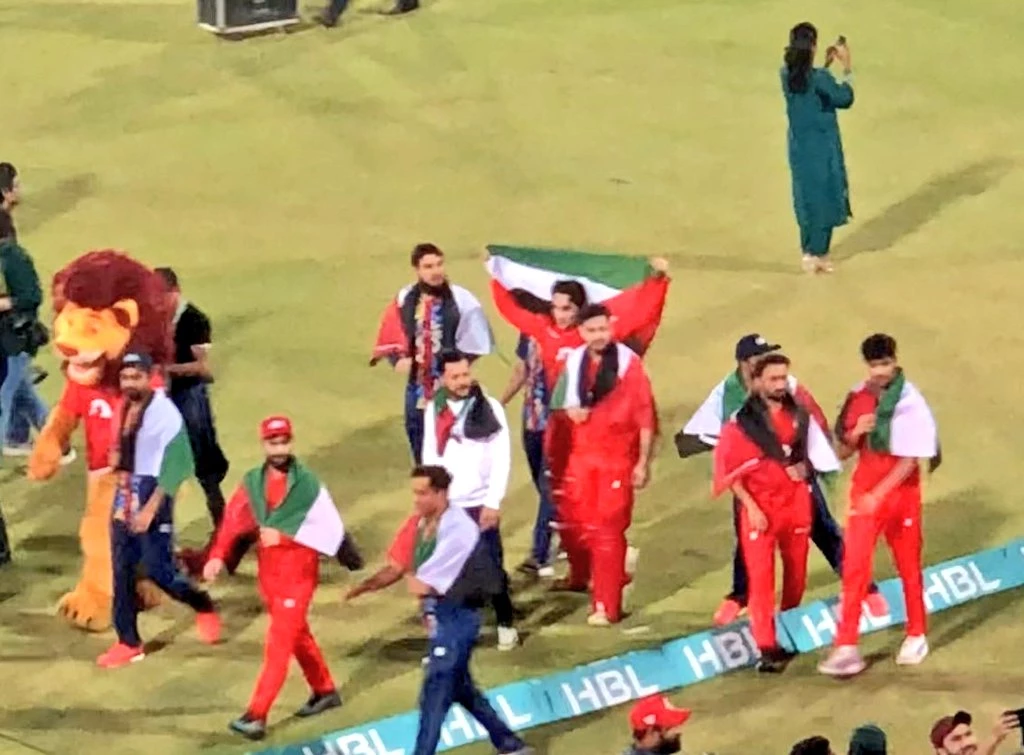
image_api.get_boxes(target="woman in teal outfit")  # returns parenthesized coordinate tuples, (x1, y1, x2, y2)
(781, 22, 854, 274)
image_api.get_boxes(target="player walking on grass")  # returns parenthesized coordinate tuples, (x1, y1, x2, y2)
(678, 333, 886, 627)
(347, 466, 534, 755)
(203, 416, 347, 741)
(547, 305, 656, 627)
(422, 349, 519, 651)
(712, 353, 841, 672)
(818, 333, 939, 678)
(98, 352, 220, 669)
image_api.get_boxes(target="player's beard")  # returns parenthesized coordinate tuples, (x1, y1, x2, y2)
(267, 454, 292, 472)
(653, 734, 682, 754)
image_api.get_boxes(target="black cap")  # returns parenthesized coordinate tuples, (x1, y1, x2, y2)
(735, 333, 781, 362)
(121, 351, 154, 372)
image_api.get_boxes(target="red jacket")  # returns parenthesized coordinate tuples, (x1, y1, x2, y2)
(489, 276, 668, 390)
(210, 467, 320, 593)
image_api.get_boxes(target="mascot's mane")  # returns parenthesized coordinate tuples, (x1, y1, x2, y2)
(52, 250, 173, 387)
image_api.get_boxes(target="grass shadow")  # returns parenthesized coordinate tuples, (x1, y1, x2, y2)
(16, 174, 97, 236)
(834, 157, 1015, 261)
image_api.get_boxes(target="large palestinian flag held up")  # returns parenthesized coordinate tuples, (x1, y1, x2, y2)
(485, 245, 667, 354)
(242, 461, 345, 556)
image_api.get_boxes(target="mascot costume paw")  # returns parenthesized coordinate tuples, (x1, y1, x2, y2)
(29, 251, 172, 631)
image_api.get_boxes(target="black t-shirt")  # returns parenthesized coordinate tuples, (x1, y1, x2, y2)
(171, 302, 212, 393)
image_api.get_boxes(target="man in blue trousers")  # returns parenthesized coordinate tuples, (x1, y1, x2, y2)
(347, 465, 534, 755)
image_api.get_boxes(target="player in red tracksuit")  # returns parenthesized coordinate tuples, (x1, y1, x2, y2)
(712, 353, 812, 673)
(203, 416, 345, 741)
(548, 304, 656, 626)
(818, 333, 938, 679)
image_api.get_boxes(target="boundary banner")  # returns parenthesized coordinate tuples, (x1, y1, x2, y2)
(254, 539, 1024, 755)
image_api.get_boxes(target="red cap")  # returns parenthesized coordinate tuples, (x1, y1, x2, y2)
(629, 695, 691, 733)
(260, 415, 293, 440)
(930, 711, 972, 750)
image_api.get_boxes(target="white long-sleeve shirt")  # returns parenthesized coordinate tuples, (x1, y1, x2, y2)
(422, 393, 510, 511)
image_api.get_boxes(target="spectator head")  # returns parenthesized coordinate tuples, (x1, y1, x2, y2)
(628, 695, 690, 754)
(411, 243, 446, 288)
(931, 711, 977, 755)
(791, 736, 834, 755)
(550, 280, 587, 328)
(861, 333, 899, 388)
(578, 303, 612, 353)
(849, 724, 887, 755)
(154, 266, 180, 308)
(438, 348, 472, 399)
(410, 464, 452, 517)
(0, 163, 20, 210)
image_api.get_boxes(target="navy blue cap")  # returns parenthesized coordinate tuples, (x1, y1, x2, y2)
(121, 351, 154, 371)
(735, 333, 781, 362)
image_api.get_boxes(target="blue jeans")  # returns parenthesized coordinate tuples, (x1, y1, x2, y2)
(404, 383, 425, 464)
(414, 602, 524, 755)
(729, 476, 876, 602)
(111, 483, 214, 647)
(523, 429, 555, 565)
(0, 353, 48, 448)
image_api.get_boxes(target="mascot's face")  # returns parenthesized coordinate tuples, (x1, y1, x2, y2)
(52, 299, 140, 386)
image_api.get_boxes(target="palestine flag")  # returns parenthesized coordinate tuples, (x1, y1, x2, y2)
(242, 461, 346, 556)
(485, 245, 668, 354)
(837, 371, 941, 471)
(133, 390, 195, 496)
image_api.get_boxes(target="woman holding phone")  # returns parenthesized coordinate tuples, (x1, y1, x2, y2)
(781, 22, 854, 274)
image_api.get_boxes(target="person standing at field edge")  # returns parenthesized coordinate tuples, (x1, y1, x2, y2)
(316, 0, 418, 27)
(623, 695, 692, 755)
(204, 416, 350, 741)
(782, 22, 854, 274)
(346, 465, 534, 755)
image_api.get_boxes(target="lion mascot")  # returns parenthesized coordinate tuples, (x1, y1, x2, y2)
(29, 250, 172, 631)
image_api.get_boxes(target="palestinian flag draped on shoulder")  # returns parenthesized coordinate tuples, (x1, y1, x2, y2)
(837, 370, 941, 471)
(485, 245, 669, 354)
(242, 461, 345, 556)
(134, 390, 195, 496)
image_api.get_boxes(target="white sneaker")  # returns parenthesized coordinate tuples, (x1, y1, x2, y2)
(625, 546, 639, 577)
(497, 626, 519, 651)
(587, 605, 611, 627)
(817, 645, 866, 677)
(60, 448, 77, 466)
(537, 565, 555, 578)
(895, 635, 929, 666)
(2, 444, 32, 457)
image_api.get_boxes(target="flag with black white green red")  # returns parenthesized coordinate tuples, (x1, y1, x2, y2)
(242, 461, 346, 556)
(132, 390, 195, 496)
(485, 245, 669, 354)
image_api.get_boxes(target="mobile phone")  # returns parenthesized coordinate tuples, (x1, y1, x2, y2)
(1004, 709, 1024, 747)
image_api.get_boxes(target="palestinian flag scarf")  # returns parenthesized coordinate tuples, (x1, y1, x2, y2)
(242, 459, 346, 556)
(431, 383, 502, 454)
(485, 245, 667, 354)
(836, 369, 941, 471)
(550, 342, 635, 410)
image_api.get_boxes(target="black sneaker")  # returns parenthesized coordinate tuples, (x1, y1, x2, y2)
(383, 0, 418, 14)
(316, 9, 340, 27)
(516, 558, 540, 576)
(296, 690, 342, 718)
(228, 715, 266, 741)
(755, 646, 795, 674)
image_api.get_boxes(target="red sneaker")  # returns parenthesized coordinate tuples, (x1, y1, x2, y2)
(196, 611, 221, 645)
(713, 597, 745, 627)
(97, 642, 144, 668)
(864, 591, 890, 617)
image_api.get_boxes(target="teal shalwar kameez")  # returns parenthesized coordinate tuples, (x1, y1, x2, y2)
(781, 67, 854, 256)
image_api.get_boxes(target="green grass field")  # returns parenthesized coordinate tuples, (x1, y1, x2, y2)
(1, 0, 1024, 753)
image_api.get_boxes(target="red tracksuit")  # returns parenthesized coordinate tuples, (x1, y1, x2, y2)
(552, 350, 655, 623)
(835, 389, 926, 646)
(209, 468, 335, 720)
(714, 407, 812, 651)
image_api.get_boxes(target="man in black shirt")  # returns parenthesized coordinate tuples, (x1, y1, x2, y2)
(155, 268, 247, 573)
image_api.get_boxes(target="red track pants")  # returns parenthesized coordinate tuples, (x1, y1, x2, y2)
(836, 490, 925, 646)
(739, 496, 811, 651)
(559, 454, 634, 623)
(248, 583, 335, 720)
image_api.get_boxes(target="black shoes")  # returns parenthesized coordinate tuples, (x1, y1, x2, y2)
(228, 715, 266, 741)
(383, 0, 419, 14)
(296, 690, 342, 718)
(756, 646, 796, 674)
